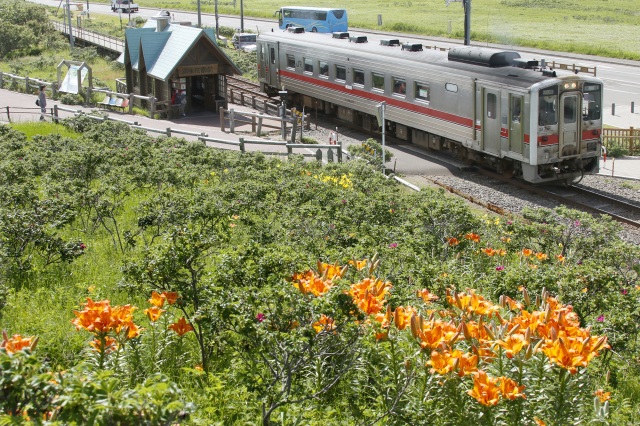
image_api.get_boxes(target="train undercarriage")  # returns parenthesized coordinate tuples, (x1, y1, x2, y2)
(282, 92, 599, 185)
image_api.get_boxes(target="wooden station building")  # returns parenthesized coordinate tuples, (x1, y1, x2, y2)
(119, 16, 241, 115)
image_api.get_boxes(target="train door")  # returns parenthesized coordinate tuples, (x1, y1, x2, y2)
(482, 87, 501, 155)
(266, 43, 278, 87)
(559, 92, 580, 157)
(509, 94, 524, 154)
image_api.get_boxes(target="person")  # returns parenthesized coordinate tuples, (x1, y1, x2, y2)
(178, 90, 187, 117)
(38, 85, 47, 121)
(171, 88, 177, 106)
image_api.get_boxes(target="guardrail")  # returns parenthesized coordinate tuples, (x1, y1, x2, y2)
(40, 106, 343, 163)
(0, 72, 57, 97)
(603, 127, 639, 155)
(548, 61, 597, 77)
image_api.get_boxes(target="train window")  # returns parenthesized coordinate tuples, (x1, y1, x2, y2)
(286, 54, 295, 69)
(393, 78, 406, 96)
(372, 72, 384, 91)
(510, 96, 522, 123)
(304, 58, 313, 74)
(486, 93, 497, 119)
(335, 65, 346, 81)
(445, 83, 458, 93)
(539, 92, 558, 126)
(564, 96, 577, 124)
(319, 61, 329, 77)
(582, 84, 601, 121)
(415, 82, 430, 102)
(270, 47, 275, 65)
(354, 69, 364, 86)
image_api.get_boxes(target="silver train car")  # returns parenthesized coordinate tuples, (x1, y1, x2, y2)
(256, 30, 603, 184)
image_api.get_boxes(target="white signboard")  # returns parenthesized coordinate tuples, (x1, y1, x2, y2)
(59, 65, 88, 94)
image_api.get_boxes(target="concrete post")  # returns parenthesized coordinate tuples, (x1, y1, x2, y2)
(229, 108, 235, 133)
(219, 106, 225, 131)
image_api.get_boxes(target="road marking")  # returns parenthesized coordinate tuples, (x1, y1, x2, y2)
(606, 88, 640, 95)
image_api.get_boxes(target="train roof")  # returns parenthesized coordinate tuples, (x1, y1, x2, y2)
(257, 31, 597, 89)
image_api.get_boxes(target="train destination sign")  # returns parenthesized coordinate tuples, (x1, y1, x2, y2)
(177, 64, 218, 77)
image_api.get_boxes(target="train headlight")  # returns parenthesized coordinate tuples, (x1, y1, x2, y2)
(563, 82, 577, 90)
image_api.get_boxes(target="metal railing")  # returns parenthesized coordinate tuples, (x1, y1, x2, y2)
(52, 21, 125, 54)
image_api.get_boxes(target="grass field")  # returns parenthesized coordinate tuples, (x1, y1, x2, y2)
(135, 0, 640, 59)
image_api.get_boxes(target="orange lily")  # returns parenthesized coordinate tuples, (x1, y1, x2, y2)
(144, 306, 164, 322)
(169, 317, 194, 336)
(467, 370, 501, 406)
(148, 291, 165, 307)
(499, 377, 526, 400)
(162, 291, 179, 305)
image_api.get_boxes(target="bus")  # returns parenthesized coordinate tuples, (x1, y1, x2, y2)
(275, 7, 348, 33)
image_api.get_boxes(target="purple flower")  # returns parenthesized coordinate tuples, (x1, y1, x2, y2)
(597, 315, 605, 322)
(389, 243, 398, 248)
(507, 221, 513, 225)
(495, 265, 505, 271)
(574, 220, 581, 227)
(342, 199, 347, 204)
(256, 313, 265, 323)
(621, 288, 628, 295)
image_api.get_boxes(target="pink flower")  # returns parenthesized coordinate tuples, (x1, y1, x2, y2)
(621, 289, 628, 295)
(597, 315, 605, 322)
(389, 243, 398, 248)
(495, 265, 505, 271)
(256, 313, 265, 323)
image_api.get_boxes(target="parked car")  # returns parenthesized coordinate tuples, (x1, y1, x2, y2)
(231, 33, 257, 52)
(111, 0, 139, 13)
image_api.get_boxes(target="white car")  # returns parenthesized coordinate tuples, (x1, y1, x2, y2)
(231, 33, 257, 52)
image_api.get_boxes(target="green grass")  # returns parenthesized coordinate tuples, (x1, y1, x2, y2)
(8, 121, 80, 139)
(132, 0, 640, 59)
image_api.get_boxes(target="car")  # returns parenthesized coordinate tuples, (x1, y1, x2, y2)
(231, 33, 257, 52)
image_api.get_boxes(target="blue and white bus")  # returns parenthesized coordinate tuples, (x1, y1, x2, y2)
(275, 7, 348, 33)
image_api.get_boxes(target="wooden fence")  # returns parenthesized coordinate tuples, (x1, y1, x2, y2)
(603, 127, 639, 155)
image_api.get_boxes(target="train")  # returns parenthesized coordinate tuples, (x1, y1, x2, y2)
(256, 29, 603, 184)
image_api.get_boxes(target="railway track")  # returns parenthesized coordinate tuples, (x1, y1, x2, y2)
(470, 167, 640, 228)
(227, 76, 274, 103)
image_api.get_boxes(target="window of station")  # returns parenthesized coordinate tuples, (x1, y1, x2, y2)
(286, 54, 295, 69)
(353, 69, 364, 86)
(319, 61, 329, 77)
(304, 58, 313, 74)
(486, 93, 497, 119)
(335, 64, 346, 81)
(372, 72, 384, 91)
(415, 82, 430, 103)
(393, 77, 406, 95)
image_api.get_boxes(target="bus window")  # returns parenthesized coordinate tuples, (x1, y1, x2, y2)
(335, 65, 346, 81)
(354, 69, 364, 86)
(415, 82, 430, 102)
(276, 7, 348, 33)
(304, 58, 313, 74)
(372, 72, 384, 91)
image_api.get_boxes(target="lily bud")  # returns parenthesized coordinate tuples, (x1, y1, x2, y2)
(340, 264, 348, 277)
(461, 321, 472, 340)
(410, 315, 420, 339)
(524, 327, 531, 345)
(507, 323, 521, 336)
(524, 343, 533, 360)
(535, 295, 540, 309)
(449, 331, 461, 346)
(550, 326, 558, 341)
(523, 288, 530, 307)
(533, 339, 544, 353)
(499, 295, 505, 308)
(483, 324, 496, 340)
(30, 336, 39, 351)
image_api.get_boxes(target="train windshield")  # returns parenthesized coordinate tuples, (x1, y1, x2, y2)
(582, 83, 602, 121)
(538, 88, 558, 126)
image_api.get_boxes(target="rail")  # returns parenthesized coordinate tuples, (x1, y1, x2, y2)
(0, 72, 57, 97)
(52, 21, 125, 54)
(603, 127, 639, 155)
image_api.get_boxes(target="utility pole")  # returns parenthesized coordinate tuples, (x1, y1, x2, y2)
(66, 0, 75, 50)
(463, 0, 471, 46)
(197, 0, 202, 28)
(240, 0, 244, 32)
(445, 0, 471, 46)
